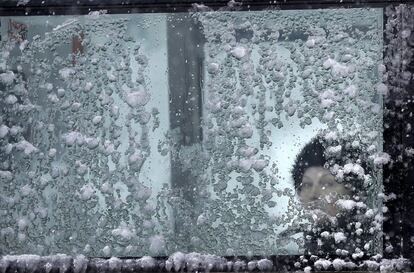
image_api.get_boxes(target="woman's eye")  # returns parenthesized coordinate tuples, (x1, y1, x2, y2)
(320, 180, 334, 188)
(301, 182, 312, 189)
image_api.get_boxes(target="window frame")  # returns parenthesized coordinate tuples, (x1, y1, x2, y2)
(0, 0, 411, 15)
(0, 0, 413, 271)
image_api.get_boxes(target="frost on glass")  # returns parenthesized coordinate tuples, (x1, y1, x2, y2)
(0, 14, 171, 256)
(194, 8, 384, 257)
(0, 7, 384, 259)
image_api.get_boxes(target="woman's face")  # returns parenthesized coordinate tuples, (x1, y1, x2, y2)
(299, 166, 349, 216)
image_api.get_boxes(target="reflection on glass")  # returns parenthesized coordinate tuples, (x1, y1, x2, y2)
(0, 8, 383, 257)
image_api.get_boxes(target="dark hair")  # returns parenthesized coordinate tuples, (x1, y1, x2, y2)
(292, 137, 326, 193)
(292, 135, 373, 195)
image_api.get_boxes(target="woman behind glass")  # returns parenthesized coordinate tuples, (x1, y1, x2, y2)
(291, 136, 372, 258)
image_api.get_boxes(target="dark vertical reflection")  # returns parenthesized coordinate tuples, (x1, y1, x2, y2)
(398, 6, 414, 260)
(167, 13, 204, 249)
(383, 4, 414, 260)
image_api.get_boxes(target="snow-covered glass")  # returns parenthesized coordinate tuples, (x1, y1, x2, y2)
(0, 7, 385, 260)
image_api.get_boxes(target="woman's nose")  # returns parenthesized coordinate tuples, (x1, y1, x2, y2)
(309, 185, 321, 201)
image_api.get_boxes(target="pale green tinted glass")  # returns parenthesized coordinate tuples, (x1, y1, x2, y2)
(0, 8, 383, 257)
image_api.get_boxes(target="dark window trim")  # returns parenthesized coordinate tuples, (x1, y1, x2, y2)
(0, 0, 413, 15)
(382, 2, 414, 265)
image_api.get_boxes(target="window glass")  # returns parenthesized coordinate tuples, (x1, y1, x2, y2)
(197, 8, 384, 256)
(0, 7, 384, 258)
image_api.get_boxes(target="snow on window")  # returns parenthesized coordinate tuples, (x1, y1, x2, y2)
(0, 2, 412, 271)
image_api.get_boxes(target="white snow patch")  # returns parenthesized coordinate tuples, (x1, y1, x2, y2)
(59, 68, 76, 79)
(102, 246, 111, 256)
(376, 83, 389, 96)
(4, 143, 12, 154)
(326, 145, 342, 156)
(103, 140, 115, 155)
(57, 88, 65, 97)
(364, 260, 379, 270)
(323, 111, 335, 121)
(325, 58, 351, 76)
(257, 259, 273, 271)
(87, 10, 108, 19)
(324, 131, 338, 141)
(252, 159, 268, 171)
(48, 148, 57, 157)
(332, 259, 346, 271)
(406, 147, 414, 157)
(207, 62, 220, 74)
(314, 259, 331, 270)
(380, 258, 410, 272)
(17, 0, 31, 6)
(0, 171, 13, 181)
(333, 232, 346, 243)
(370, 152, 391, 166)
(17, 218, 29, 230)
(352, 140, 360, 148)
(15, 140, 38, 155)
(149, 235, 166, 255)
(238, 159, 252, 172)
(323, 58, 336, 69)
(5, 255, 41, 269)
(238, 124, 253, 138)
(343, 163, 365, 177)
(125, 89, 150, 107)
(137, 256, 156, 270)
(191, 3, 212, 11)
(344, 85, 358, 97)
(165, 252, 227, 272)
(352, 248, 364, 259)
(320, 231, 330, 238)
(128, 151, 143, 165)
(319, 89, 338, 108)
(84, 82, 93, 92)
(306, 38, 316, 47)
(53, 19, 78, 31)
(5, 95, 18, 105)
(5, 125, 18, 135)
(332, 63, 351, 77)
(84, 137, 99, 149)
(231, 46, 247, 59)
(62, 131, 82, 146)
(73, 255, 88, 273)
(106, 71, 116, 81)
(0, 125, 10, 138)
(323, 58, 352, 77)
(247, 261, 257, 271)
(21, 184, 32, 196)
(196, 214, 207, 226)
(111, 222, 135, 240)
(0, 71, 15, 85)
(336, 199, 366, 210)
(166, 252, 185, 272)
(79, 184, 95, 200)
(107, 257, 121, 271)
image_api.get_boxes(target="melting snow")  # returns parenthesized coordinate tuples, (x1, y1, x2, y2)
(125, 89, 150, 107)
(231, 46, 247, 59)
(370, 152, 391, 166)
(0, 71, 15, 85)
(15, 140, 38, 155)
(333, 232, 347, 243)
(336, 199, 366, 210)
(0, 125, 9, 138)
